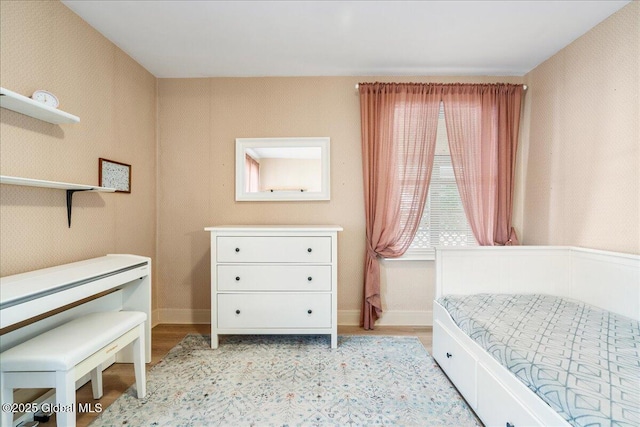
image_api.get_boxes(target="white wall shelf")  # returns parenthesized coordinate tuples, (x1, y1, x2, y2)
(0, 175, 115, 227)
(0, 175, 114, 192)
(0, 87, 80, 124)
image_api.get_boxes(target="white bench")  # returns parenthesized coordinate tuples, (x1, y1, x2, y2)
(0, 311, 147, 427)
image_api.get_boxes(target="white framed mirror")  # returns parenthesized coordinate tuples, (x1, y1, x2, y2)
(235, 137, 330, 201)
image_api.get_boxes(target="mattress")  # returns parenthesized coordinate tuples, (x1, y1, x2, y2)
(437, 294, 640, 427)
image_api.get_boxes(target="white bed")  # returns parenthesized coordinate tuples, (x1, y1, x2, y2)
(432, 246, 640, 427)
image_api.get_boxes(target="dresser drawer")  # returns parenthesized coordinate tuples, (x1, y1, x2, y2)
(217, 236, 331, 263)
(218, 265, 332, 291)
(218, 293, 331, 328)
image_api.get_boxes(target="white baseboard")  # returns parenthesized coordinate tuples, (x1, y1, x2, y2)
(157, 308, 210, 324)
(151, 308, 161, 328)
(338, 310, 433, 326)
(156, 309, 432, 327)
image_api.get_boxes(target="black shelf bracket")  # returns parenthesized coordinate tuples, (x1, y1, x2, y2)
(66, 189, 90, 228)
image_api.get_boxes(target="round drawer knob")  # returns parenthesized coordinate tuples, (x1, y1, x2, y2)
(235, 248, 240, 252)
(307, 248, 312, 253)
(235, 309, 241, 315)
(235, 276, 240, 281)
(446, 352, 452, 358)
(307, 276, 313, 282)
(307, 309, 313, 314)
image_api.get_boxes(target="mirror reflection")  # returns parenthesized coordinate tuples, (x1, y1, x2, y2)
(244, 147, 322, 193)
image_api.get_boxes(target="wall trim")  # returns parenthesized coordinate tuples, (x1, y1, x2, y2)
(151, 308, 161, 328)
(158, 308, 210, 324)
(156, 309, 433, 327)
(338, 310, 433, 326)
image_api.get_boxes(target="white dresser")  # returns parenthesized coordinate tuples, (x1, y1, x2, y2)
(204, 225, 343, 348)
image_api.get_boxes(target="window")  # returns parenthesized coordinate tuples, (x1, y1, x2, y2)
(404, 104, 477, 259)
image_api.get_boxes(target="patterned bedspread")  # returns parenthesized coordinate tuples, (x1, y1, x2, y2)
(437, 294, 640, 427)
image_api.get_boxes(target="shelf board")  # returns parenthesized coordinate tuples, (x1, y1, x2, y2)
(0, 175, 115, 227)
(0, 87, 80, 124)
(0, 175, 114, 192)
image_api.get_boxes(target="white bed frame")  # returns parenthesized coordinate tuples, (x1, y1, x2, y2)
(433, 246, 640, 427)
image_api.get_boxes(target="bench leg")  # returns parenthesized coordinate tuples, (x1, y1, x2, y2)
(55, 370, 76, 427)
(211, 333, 219, 349)
(133, 323, 146, 398)
(1, 373, 14, 427)
(90, 366, 103, 399)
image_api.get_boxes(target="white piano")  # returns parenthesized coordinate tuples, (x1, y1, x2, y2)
(0, 254, 152, 361)
(0, 254, 152, 425)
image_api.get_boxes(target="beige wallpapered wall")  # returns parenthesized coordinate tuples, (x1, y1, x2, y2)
(0, 1, 157, 307)
(2, 0, 637, 326)
(156, 75, 525, 323)
(522, 1, 639, 254)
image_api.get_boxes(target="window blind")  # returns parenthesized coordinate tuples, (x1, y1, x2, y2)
(405, 105, 477, 257)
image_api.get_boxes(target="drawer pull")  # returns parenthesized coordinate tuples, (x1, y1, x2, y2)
(307, 248, 312, 253)
(235, 276, 240, 281)
(307, 309, 313, 314)
(235, 309, 241, 315)
(307, 276, 313, 282)
(446, 352, 452, 358)
(235, 248, 240, 252)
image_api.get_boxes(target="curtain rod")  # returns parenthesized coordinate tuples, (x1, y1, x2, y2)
(354, 83, 528, 90)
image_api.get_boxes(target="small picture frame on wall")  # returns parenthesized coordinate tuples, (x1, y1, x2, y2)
(99, 158, 131, 193)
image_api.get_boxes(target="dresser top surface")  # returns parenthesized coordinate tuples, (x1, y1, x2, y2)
(205, 225, 343, 232)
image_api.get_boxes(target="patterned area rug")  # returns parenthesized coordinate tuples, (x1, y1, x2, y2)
(90, 335, 481, 426)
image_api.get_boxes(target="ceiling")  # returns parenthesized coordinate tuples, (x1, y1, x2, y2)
(61, 0, 631, 78)
(249, 147, 321, 160)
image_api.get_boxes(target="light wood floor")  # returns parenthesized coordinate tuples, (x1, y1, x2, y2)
(46, 324, 431, 427)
